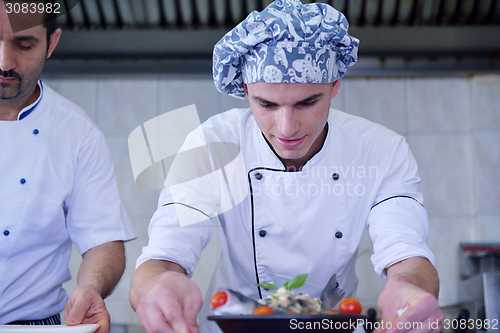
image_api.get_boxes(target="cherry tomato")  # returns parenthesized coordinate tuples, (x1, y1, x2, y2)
(210, 291, 228, 309)
(252, 306, 275, 315)
(338, 298, 362, 314)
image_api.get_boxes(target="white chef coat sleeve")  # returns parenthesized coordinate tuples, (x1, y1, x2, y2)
(136, 118, 236, 277)
(65, 126, 136, 255)
(136, 183, 214, 278)
(367, 137, 435, 279)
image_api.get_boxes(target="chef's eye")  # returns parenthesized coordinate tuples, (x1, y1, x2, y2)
(298, 100, 317, 107)
(17, 43, 33, 51)
(260, 103, 276, 109)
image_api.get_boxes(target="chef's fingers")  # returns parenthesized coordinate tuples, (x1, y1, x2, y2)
(65, 290, 95, 325)
(136, 286, 195, 333)
(81, 310, 110, 333)
(156, 296, 192, 333)
(373, 324, 389, 333)
(384, 296, 443, 333)
(64, 299, 72, 324)
(182, 289, 202, 333)
(136, 303, 175, 333)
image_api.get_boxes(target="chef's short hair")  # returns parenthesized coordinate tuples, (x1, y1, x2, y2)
(4, 0, 58, 45)
(44, 0, 58, 43)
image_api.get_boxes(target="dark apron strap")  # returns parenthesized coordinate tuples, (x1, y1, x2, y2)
(7, 313, 61, 325)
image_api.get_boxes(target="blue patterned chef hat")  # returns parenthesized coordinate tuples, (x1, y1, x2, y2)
(213, 0, 359, 99)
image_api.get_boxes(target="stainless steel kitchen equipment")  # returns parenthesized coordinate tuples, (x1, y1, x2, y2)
(455, 243, 500, 333)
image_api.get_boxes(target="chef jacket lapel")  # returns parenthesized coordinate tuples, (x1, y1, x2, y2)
(248, 123, 352, 299)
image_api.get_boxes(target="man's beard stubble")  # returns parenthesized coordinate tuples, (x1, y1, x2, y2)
(0, 69, 23, 100)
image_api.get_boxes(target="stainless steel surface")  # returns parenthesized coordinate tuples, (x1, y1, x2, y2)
(56, 0, 500, 29)
(42, 0, 500, 74)
(460, 272, 500, 333)
(460, 243, 500, 280)
(51, 26, 500, 59)
(483, 273, 500, 331)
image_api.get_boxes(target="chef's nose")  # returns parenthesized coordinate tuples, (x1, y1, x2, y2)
(0, 45, 16, 73)
(276, 107, 299, 138)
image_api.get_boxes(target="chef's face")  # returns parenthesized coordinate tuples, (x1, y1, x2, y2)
(0, 2, 60, 105)
(245, 81, 340, 170)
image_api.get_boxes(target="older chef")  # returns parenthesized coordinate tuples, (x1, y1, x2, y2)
(0, 1, 135, 332)
(130, 1, 443, 333)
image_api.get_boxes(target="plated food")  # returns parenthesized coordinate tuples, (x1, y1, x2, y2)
(210, 273, 362, 316)
(209, 274, 367, 333)
(256, 286, 325, 315)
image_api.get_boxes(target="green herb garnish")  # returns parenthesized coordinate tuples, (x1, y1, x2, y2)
(255, 282, 279, 290)
(284, 273, 307, 290)
(256, 273, 308, 291)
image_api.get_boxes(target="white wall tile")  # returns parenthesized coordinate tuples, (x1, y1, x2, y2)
(45, 78, 98, 122)
(62, 219, 149, 325)
(40, 76, 61, 91)
(477, 215, 500, 241)
(105, 300, 140, 325)
(408, 134, 474, 215)
(159, 78, 219, 123)
(97, 77, 158, 135)
(472, 75, 500, 129)
(330, 79, 346, 111)
(127, 218, 150, 270)
(105, 218, 151, 325)
(219, 92, 250, 112)
(106, 137, 158, 217)
(355, 216, 474, 307)
(473, 132, 500, 213)
(345, 77, 407, 134)
(426, 217, 474, 305)
(408, 77, 471, 132)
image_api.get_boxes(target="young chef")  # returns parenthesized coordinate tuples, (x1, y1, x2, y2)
(130, 1, 443, 332)
(0, 1, 135, 332)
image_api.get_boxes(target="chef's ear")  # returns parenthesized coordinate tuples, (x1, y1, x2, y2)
(330, 80, 341, 99)
(46, 29, 62, 59)
(243, 83, 249, 97)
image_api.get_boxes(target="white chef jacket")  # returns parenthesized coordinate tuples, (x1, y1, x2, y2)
(137, 107, 435, 333)
(0, 81, 136, 324)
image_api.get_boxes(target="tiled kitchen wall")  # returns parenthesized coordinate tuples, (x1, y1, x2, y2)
(40, 73, 500, 324)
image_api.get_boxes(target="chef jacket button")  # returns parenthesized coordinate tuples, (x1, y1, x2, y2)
(20, 178, 26, 184)
(335, 231, 343, 239)
(33, 129, 39, 135)
(259, 230, 267, 237)
(255, 172, 263, 180)
(3, 230, 9, 236)
(332, 173, 340, 181)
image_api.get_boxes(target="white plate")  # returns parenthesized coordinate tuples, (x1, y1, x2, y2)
(0, 324, 99, 333)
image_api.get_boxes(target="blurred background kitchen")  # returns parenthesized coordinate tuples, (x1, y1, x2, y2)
(40, 0, 500, 331)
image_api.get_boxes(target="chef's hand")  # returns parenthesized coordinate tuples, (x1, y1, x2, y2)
(374, 257, 443, 333)
(375, 279, 442, 333)
(64, 285, 111, 333)
(130, 260, 203, 333)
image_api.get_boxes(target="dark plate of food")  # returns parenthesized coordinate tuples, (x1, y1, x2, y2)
(208, 274, 367, 333)
(208, 313, 368, 333)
